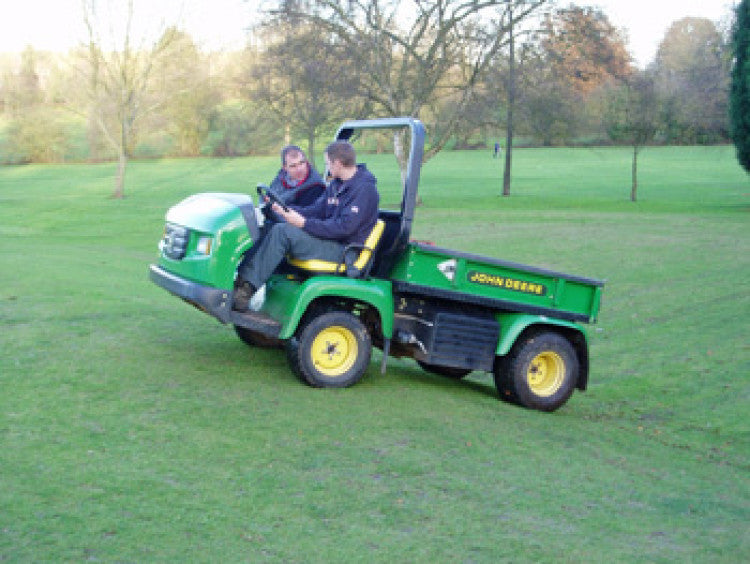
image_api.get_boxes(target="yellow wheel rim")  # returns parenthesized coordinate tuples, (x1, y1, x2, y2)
(526, 351, 566, 397)
(310, 325, 358, 378)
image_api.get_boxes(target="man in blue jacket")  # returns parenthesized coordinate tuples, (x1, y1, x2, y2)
(234, 140, 379, 312)
(267, 145, 325, 208)
(238, 145, 325, 273)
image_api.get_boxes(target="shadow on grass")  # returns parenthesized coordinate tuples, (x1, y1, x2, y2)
(379, 356, 501, 402)
(149, 323, 514, 409)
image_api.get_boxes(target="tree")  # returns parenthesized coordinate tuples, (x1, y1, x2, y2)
(604, 71, 659, 202)
(268, 0, 550, 164)
(519, 4, 632, 146)
(79, 0, 179, 198)
(476, 4, 632, 152)
(152, 29, 221, 156)
(204, 100, 284, 157)
(541, 5, 631, 96)
(249, 21, 359, 163)
(7, 47, 43, 112)
(652, 17, 730, 144)
(515, 41, 581, 146)
(731, 0, 750, 172)
(3, 48, 71, 163)
(503, 7, 515, 197)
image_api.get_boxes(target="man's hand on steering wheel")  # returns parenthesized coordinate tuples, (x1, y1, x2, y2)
(256, 184, 289, 212)
(256, 183, 304, 227)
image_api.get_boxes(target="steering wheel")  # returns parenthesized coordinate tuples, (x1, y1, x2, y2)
(256, 184, 289, 213)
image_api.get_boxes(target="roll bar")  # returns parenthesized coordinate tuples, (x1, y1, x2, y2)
(334, 117, 426, 276)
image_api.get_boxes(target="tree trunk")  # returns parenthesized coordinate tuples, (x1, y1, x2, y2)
(393, 129, 420, 205)
(113, 151, 127, 199)
(307, 132, 316, 170)
(502, 9, 515, 197)
(393, 130, 406, 179)
(631, 145, 638, 202)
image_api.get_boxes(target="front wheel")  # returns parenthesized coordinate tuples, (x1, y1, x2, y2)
(286, 311, 372, 388)
(494, 331, 578, 412)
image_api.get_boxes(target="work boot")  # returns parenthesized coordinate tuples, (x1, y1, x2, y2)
(233, 280, 256, 312)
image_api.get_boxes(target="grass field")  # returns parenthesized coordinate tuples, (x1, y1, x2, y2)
(1, 145, 748, 562)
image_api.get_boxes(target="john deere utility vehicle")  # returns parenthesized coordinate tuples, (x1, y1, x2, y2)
(149, 117, 604, 412)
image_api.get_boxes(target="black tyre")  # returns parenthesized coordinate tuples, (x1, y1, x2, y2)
(416, 360, 472, 379)
(494, 331, 579, 412)
(233, 325, 282, 349)
(286, 311, 372, 388)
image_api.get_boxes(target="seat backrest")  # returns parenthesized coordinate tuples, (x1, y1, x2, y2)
(370, 210, 404, 277)
(350, 219, 385, 271)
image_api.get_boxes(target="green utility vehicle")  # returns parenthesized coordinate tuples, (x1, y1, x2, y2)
(149, 118, 604, 411)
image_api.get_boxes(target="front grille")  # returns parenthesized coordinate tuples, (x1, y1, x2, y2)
(161, 223, 189, 260)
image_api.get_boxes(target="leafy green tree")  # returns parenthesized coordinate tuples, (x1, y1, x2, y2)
(731, 0, 750, 172)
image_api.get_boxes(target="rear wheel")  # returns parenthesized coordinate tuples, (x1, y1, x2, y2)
(417, 360, 472, 379)
(494, 331, 578, 412)
(286, 311, 372, 388)
(233, 325, 282, 349)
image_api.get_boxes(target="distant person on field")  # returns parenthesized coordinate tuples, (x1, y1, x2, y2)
(493, 142, 500, 158)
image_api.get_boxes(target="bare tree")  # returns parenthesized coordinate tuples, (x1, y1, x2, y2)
(268, 0, 549, 165)
(249, 21, 361, 163)
(79, 0, 179, 198)
(503, 7, 515, 197)
(604, 72, 660, 202)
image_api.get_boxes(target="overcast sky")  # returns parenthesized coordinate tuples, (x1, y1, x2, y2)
(0, 0, 736, 68)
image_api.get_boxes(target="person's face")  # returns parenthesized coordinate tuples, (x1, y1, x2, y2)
(325, 154, 340, 179)
(284, 152, 308, 182)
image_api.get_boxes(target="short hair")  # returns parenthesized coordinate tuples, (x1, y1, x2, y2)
(280, 145, 306, 165)
(325, 141, 356, 167)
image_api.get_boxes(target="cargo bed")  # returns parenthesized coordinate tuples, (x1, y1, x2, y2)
(388, 242, 604, 324)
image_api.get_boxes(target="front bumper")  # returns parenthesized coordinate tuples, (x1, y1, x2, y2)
(149, 264, 283, 338)
(149, 264, 233, 323)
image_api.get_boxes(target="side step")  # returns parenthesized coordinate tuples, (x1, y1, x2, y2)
(229, 310, 282, 338)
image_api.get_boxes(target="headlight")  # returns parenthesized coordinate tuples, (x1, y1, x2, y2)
(162, 223, 189, 259)
(196, 236, 213, 256)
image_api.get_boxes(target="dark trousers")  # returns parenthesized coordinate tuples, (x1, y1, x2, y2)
(239, 222, 345, 289)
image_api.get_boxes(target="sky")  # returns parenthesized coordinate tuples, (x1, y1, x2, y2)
(0, 0, 736, 67)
